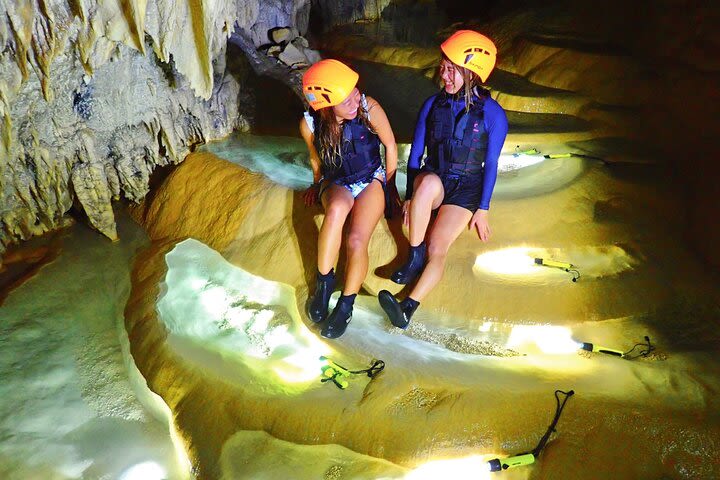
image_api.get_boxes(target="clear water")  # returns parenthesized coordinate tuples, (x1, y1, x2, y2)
(0, 211, 191, 480)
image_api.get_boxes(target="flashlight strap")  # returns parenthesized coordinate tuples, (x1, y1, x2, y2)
(321, 359, 385, 389)
(622, 336, 655, 360)
(355, 359, 385, 378)
(532, 389, 575, 458)
(336, 359, 385, 378)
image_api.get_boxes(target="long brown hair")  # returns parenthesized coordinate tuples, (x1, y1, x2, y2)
(314, 95, 374, 169)
(441, 54, 486, 112)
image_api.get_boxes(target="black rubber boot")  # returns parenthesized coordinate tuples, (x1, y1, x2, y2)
(321, 294, 355, 339)
(378, 290, 419, 329)
(391, 242, 426, 284)
(308, 269, 335, 323)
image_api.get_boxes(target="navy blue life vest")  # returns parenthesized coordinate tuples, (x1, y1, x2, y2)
(425, 90, 488, 176)
(312, 113, 382, 185)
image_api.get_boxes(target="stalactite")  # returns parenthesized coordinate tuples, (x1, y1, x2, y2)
(0, 85, 11, 157)
(68, 0, 85, 22)
(0, 0, 310, 260)
(31, 4, 56, 100)
(120, 0, 147, 54)
(6, 3, 34, 81)
(70, 131, 118, 240)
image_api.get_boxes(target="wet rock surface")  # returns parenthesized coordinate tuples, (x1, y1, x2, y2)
(122, 152, 720, 479)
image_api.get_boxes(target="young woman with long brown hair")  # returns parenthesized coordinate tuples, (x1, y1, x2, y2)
(300, 59, 399, 339)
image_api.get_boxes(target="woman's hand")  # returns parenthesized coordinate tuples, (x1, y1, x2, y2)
(386, 183, 403, 218)
(304, 184, 320, 207)
(470, 209, 491, 242)
(402, 200, 411, 226)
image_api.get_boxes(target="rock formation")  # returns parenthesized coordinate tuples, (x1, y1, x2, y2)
(123, 151, 720, 479)
(0, 0, 313, 261)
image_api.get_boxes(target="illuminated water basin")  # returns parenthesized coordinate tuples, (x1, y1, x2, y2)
(473, 245, 636, 285)
(158, 238, 329, 391)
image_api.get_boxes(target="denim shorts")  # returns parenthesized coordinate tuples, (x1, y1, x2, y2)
(321, 166, 386, 199)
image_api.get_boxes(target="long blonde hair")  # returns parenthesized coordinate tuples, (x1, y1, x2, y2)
(315, 97, 374, 169)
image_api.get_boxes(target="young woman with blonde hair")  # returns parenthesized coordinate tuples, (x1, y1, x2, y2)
(378, 30, 508, 328)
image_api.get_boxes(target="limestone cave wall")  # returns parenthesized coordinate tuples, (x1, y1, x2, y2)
(0, 0, 312, 260)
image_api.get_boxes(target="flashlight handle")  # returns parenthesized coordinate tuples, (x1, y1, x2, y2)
(488, 453, 535, 472)
(321, 358, 351, 377)
(329, 363, 351, 376)
(542, 259, 574, 269)
(582, 342, 624, 356)
(597, 348, 624, 357)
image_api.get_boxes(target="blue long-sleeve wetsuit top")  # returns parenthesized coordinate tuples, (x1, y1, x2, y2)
(407, 92, 508, 210)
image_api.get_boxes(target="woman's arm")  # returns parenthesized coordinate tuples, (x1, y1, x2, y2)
(299, 117, 322, 184)
(365, 96, 397, 185)
(478, 99, 508, 211)
(470, 98, 508, 241)
(299, 117, 322, 206)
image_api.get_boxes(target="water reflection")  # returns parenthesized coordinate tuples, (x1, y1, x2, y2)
(158, 238, 329, 390)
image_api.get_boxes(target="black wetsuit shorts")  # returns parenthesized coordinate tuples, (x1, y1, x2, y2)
(437, 173, 484, 213)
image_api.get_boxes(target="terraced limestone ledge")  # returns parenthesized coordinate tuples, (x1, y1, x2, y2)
(124, 152, 720, 479)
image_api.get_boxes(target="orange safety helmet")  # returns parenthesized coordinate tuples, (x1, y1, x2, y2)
(302, 59, 359, 110)
(440, 30, 497, 82)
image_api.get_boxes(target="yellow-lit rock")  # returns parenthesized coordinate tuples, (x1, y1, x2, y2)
(126, 151, 720, 479)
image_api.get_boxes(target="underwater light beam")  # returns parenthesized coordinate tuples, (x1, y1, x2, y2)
(474, 247, 538, 275)
(506, 325, 581, 354)
(119, 461, 167, 480)
(406, 455, 492, 480)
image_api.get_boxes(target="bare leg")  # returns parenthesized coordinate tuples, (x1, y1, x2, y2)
(409, 205, 472, 301)
(343, 181, 385, 294)
(318, 184, 354, 274)
(408, 172, 444, 246)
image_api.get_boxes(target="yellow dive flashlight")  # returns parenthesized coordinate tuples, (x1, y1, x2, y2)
(513, 147, 540, 157)
(487, 453, 535, 472)
(486, 390, 574, 473)
(534, 257, 580, 282)
(320, 356, 351, 389)
(319, 356, 385, 390)
(579, 342, 624, 357)
(578, 336, 654, 359)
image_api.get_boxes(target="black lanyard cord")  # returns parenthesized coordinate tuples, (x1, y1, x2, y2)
(531, 389, 575, 457)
